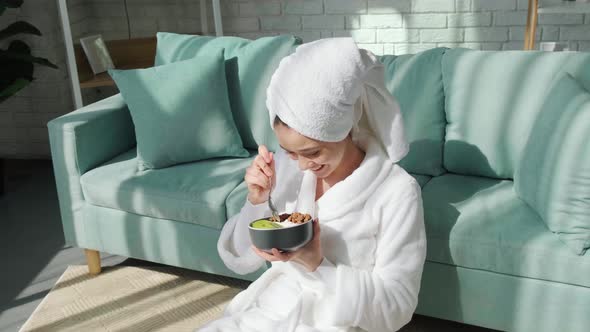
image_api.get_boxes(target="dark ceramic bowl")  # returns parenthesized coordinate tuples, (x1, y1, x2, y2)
(248, 217, 313, 252)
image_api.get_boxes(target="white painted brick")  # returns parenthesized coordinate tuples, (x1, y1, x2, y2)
(261, 16, 301, 30)
(220, 2, 240, 17)
(157, 18, 179, 32)
(360, 14, 403, 28)
(403, 14, 447, 28)
(346, 15, 361, 28)
(437, 42, 482, 50)
(240, 2, 281, 17)
(236, 32, 280, 40)
(130, 18, 158, 34)
(0, 97, 33, 113)
(86, 18, 128, 32)
(0, 128, 17, 142)
(394, 43, 436, 54)
(541, 26, 560, 41)
(368, 0, 411, 14)
(320, 30, 333, 38)
(88, 2, 126, 17)
(538, 13, 584, 25)
(357, 43, 384, 55)
(383, 43, 395, 54)
(377, 28, 420, 42)
(456, 0, 471, 12)
(325, 0, 367, 14)
(473, 0, 516, 11)
(412, 0, 455, 13)
(578, 42, 590, 51)
(0, 143, 18, 156)
(517, 0, 529, 10)
(561, 27, 590, 41)
(296, 31, 323, 42)
(465, 27, 508, 42)
(448, 13, 492, 27)
(493, 11, 527, 26)
(509, 27, 540, 41)
(502, 41, 525, 50)
(177, 18, 201, 33)
(481, 42, 504, 50)
(303, 15, 345, 29)
(0, 114, 12, 126)
(223, 17, 260, 32)
(283, 0, 323, 15)
(29, 128, 49, 142)
(421, 29, 464, 42)
(333, 29, 377, 43)
(68, 4, 88, 24)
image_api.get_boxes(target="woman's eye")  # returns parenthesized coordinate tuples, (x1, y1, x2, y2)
(305, 151, 320, 158)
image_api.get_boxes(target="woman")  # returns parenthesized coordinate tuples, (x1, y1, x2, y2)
(198, 37, 426, 332)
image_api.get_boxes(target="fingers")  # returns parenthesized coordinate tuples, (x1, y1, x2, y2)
(251, 246, 292, 262)
(258, 145, 271, 163)
(245, 167, 270, 189)
(271, 248, 293, 261)
(254, 155, 274, 178)
(311, 219, 321, 241)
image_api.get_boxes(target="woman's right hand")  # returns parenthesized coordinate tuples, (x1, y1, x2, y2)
(245, 145, 276, 205)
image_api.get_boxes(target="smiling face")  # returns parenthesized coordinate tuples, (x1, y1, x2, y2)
(273, 117, 349, 179)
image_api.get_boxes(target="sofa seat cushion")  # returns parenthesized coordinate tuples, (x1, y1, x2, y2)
(422, 174, 590, 288)
(80, 149, 255, 230)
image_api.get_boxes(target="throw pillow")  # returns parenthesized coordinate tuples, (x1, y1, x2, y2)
(515, 72, 590, 255)
(154, 32, 302, 151)
(109, 51, 249, 170)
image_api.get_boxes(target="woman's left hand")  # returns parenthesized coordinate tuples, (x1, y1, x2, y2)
(252, 219, 323, 272)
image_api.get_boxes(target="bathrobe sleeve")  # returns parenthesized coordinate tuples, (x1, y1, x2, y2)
(312, 180, 427, 332)
(217, 148, 296, 275)
(217, 198, 270, 275)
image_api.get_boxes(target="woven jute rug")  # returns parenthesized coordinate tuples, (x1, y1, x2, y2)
(19, 265, 250, 332)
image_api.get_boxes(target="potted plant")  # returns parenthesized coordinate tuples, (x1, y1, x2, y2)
(0, 0, 59, 195)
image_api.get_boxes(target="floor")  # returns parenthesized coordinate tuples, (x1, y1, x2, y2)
(0, 159, 496, 332)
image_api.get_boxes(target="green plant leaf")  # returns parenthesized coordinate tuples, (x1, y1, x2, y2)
(1, 0, 24, 8)
(0, 50, 58, 69)
(0, 40, 58, 69)
(0, 77, 30, 103)
(0, 21, 42, 40)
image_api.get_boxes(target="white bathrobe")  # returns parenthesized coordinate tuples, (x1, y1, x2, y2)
(198, 134, 427, 332)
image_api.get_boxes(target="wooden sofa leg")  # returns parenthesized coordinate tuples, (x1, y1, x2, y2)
(84, 249, 102, 275)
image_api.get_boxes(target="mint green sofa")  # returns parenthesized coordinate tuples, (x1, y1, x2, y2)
(48, 44, 590, 332)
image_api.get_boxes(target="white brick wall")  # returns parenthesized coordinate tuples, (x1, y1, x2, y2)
(2, 0, 589, 158)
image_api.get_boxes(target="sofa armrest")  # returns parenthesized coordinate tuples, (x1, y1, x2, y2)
(47, 93, 135, 246)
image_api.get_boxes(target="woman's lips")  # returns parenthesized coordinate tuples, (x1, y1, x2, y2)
(312, 165, 324, 172)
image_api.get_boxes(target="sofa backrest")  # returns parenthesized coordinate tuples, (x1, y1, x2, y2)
(442, 49, 590, 179)
(154, 32, 302, 152)
(380, 48, 448, 177)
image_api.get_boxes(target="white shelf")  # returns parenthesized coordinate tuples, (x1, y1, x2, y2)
(538, 1, 590, 13)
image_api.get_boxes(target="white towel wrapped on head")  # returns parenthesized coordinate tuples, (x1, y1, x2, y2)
(266, 37, 409, 163)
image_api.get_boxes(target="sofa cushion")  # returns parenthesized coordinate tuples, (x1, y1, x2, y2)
(380, 48, 447, 176)
(442, 49, 590, 179)
(155, 32, 302, 151)
(515, 73, 590, 255)
(422, 174, 590, 288)
(109, 53, 249, 170)
(80, 149, 255, 230)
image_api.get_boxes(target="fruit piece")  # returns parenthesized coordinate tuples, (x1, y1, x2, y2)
(251, 219, 283, 229)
